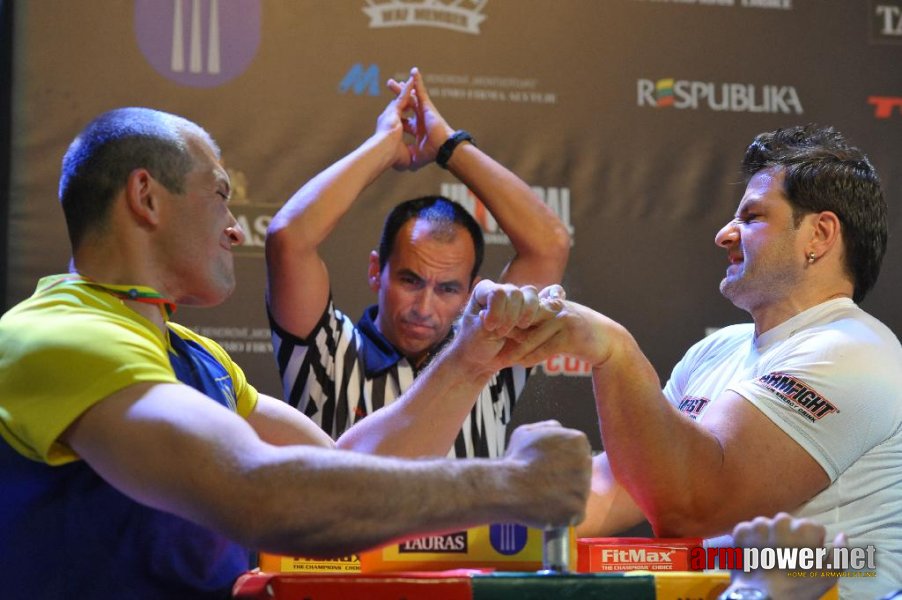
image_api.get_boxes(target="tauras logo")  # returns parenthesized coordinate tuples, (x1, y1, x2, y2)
(757, 372, 838, 420)
(869, 95, 902, 118)
(637, 78, 803, 114)
(363, 0, 487, 34)
(398, 532, 468, 553)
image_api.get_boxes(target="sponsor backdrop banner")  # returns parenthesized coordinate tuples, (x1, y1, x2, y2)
(6, 1, 902, 467)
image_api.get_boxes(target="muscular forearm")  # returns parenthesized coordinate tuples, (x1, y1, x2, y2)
(446, 143, 570, 287)
(590, 328, 728, 536)
(74, 387, 509, 558)
(237, 447, 520, 556)
(67, 383, 590, 561)
(239, 420, 592, 557)
(265, 131, 400, 336)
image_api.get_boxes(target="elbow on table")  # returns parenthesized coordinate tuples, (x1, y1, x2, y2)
(643, 498, 731, 540)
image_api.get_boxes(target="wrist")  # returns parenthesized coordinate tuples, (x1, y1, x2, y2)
(366, 130, 405, 170)
(436, 130, 476, 169)
(436, 126, 456, 146)
(567, 305, 616, 369)
(444, 335, 498, 382)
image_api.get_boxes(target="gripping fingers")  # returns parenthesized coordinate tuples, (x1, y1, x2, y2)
(538, 284, 566, 313)
(503, 320, 563, 366)
(514, 286, 542, 329)
(539, 284, 566, 301)
(483, 285, 549, 335)
(478, 284, 521, 334)
(521, 419, 563, 431)
(410, 67, 434, 107)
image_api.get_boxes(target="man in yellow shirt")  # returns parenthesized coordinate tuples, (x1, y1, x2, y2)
(0, 106, 591, 598)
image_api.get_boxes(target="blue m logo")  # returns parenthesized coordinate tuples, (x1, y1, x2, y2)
(339, 63, 381, 96)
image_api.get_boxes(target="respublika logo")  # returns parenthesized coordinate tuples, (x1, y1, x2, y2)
(134, 0, 260, 87)
(363, 0, 487, 34)
(637, 78, 803, 114)
(872, 0, 902, 43)
(489, 523, 528, 556)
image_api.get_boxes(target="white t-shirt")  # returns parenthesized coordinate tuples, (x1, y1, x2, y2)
(664, 298, 902, 600)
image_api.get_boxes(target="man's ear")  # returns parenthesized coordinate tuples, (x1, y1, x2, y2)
(469, 274, 482, 293)
(807, 210, 842, 260)
(124, 168, 161, 227)
(368, 250, 381, 292)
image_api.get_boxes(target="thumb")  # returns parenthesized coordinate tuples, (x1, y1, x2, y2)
(467, 279, 496, 315)
(832, 531, 848, 550)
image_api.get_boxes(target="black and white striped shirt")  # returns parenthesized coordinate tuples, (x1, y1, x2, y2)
(270, 298, 528, 458)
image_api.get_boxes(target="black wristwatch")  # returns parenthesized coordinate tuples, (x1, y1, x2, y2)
(435, 130, 475, 169)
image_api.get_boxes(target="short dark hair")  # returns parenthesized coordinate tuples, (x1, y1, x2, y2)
(378, 196, 485, 284)
(741, 124, 887, 303)
(58, 107, 218, 250)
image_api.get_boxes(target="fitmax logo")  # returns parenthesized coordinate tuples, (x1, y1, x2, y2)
(340, 63, 381, 96)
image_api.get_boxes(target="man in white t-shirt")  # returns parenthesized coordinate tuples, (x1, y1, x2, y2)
(510, 125, 902, 600)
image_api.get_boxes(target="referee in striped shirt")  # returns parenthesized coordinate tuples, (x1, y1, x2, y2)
(266, 67, 570, 459)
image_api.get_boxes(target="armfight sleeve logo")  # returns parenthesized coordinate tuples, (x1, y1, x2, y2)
(677, 396, 710, 420)
(757, 372, 838, 421)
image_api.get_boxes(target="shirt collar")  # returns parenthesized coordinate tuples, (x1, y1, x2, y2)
(357, 305, 404, 377)
(356, 305, 455, 378)
(43, 274, 176, 320)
